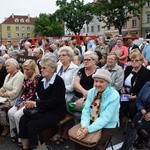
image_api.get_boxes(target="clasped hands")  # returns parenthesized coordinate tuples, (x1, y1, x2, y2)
(0, 89, 8, 97)
(120, 87, 136, 100)
(76, 126, 88, 140)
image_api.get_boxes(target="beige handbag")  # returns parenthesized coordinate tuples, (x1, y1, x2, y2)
(68, 124, 101, 148)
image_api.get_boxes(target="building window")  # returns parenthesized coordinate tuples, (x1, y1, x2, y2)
(123, 22, 127, 29)
(147, 14, 150, 23)
(27, 27, 30, 31)
(20, 18, 24, 22)
(91, 26, 94, 32)
(97, 25, 100, 32)
(27, 33, 30, 37)
(87, 26, 89, 33)
(26, 19, 30, 23)
(16, 27, 19, 31)
(7, 26, 11, 31)
(16, 33, 20, 38)
(7, 33, 11, 38)
(20, 26, 25, 31)
(132, 19, 137, 28)
(14, 18, 19, 22)
(21, 33, 25, 38)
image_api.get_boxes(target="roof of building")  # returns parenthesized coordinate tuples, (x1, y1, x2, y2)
(1, 14, 35, 25)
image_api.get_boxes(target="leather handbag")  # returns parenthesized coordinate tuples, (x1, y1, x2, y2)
(23, 107, 42, 119)
(68, 123, 101, 148)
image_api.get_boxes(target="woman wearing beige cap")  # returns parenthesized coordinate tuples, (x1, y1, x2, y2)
(76, 69, 120, 150)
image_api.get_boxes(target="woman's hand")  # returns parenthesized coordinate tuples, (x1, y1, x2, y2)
(76, 98, 84, 109)
(77, 127, 88, 140)
(1, 92, 8, 97)
(120, 87, 125, 94)
(25, 101, 36, 108)
(128, 94, 136, 100)
(82, 90, 88, 98)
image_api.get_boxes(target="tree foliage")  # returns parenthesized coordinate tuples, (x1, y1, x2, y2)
(34, 13, 64, 37)
(94, 0, 149, 34)
(56, 0, 93, 34)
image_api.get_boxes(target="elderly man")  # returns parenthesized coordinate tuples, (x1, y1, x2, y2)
(32, 47, 44, 72)
(102, 52, 124, 91)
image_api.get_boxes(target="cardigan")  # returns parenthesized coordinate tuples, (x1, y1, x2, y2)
(124, 65, 150, 95)
(34, 75, 66, 117)
(1, 70, 24, 105)
(81, 86, 120, 133)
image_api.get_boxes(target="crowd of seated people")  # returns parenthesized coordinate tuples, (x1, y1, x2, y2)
(0, 36, 150, 149)
(8, 59, 40, 147)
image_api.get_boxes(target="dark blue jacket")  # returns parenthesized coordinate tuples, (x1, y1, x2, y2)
(136, 81, 150, 111)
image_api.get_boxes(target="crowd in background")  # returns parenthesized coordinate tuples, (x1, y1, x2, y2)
(0, 34, 150, 149)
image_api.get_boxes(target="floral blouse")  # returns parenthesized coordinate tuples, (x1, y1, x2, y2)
(21, 75, 40, 101)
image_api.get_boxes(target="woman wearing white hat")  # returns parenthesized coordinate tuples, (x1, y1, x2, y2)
(76, 69, 120, 150)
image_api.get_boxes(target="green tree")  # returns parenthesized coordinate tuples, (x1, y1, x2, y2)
(94, 0, 149, 34)
(56, 0, 93, 34)
(34, 13, 64, 37)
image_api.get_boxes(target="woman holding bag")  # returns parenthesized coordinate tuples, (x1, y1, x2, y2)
(76, 69, 120, 150)
(18, 53, 66, 150)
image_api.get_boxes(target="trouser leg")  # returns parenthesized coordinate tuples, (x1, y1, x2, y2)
(14, 106, 24, 142)
(8, 106, 17, 137)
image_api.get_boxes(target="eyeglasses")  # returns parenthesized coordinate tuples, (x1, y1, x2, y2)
(83, 59, 92, 62)
(59, 54, 68, 57)
(107, 58, 116, 61)
(131, 59, 141, 62)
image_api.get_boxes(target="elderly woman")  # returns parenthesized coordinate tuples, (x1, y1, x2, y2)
(112, 38, 128, 65)
(18, 54, 66, 150)
(120, 51, 150, 120)
(76, 69, 120, 150)
(57, 46, 79, 102)
(73, 51, 99, 110)
(56, 46, 78, 143)
(8, 59, 40, 146)
(0, 58, 24, 138)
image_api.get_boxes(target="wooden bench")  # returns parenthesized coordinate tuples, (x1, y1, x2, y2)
(42, 114, 73, 140)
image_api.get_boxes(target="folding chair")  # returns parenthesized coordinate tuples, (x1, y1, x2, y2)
(104, 137, 114, 150)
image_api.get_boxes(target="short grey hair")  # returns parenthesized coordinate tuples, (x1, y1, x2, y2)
(84, 51, 98, 64)
(59, 46, 74, 61)
(40, 53, 57, 70)
(5, 58, 20, 69)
